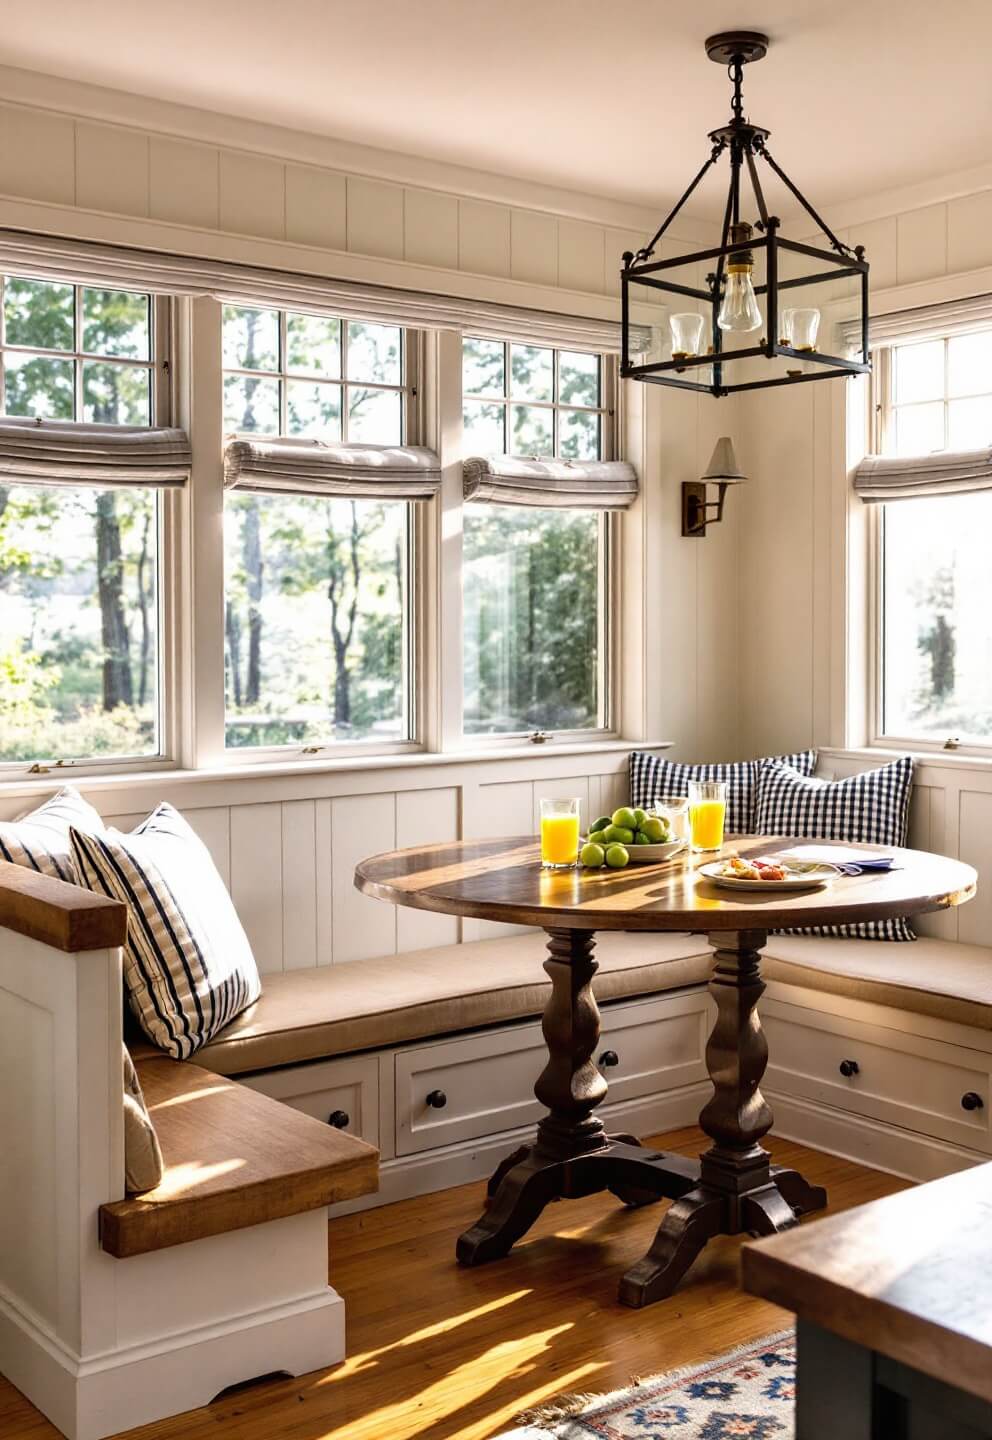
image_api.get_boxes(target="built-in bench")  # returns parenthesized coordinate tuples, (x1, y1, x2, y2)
(0, 862, 378, 1440)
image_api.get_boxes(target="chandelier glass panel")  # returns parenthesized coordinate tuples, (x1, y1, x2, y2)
(621, 31, 870, 397)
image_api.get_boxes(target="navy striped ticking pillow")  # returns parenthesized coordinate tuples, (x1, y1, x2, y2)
(0, 785, 105, 883)
(71, 803, 262, 1059)
(754, 755, 915, 941)
(629, 750, 816, 836)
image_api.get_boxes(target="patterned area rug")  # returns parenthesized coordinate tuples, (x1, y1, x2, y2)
(500, 1329, 796, 1439)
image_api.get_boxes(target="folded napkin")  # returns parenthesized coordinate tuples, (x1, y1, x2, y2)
(771, 845, 899, 875)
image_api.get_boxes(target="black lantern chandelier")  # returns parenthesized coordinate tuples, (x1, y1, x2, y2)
(621, 31, 870, 397)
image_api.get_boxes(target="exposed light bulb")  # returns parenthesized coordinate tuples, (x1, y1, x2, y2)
(718, 222, 762, 333)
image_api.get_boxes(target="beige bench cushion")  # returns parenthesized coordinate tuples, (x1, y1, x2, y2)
(197, 931, 711, 1076)
(764, 935, 992, 1032)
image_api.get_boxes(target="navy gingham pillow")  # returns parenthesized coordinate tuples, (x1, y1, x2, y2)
(629, 750, 816, 836)
(754, 755, 915, 941)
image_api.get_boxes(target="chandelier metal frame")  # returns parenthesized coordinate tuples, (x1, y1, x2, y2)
(620, 30, 870, 397)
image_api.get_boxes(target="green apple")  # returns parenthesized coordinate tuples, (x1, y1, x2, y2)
(580, 842, 606, 868)
(611, 806, 637, 831)
(588, 829, 609, 847)
(633, 832, 652, 845)
(633, 808, 648, 828)
(640, 816, 667, 842)
(604, 824, 635, 845)
(605, 843, 630, 868)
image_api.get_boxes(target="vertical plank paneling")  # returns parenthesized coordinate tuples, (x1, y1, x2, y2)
(947, 191, 992, 275)
(76, 123, 150, 218)
(150, 137, 219, 229)
(404, 188, 459, 270)
(896, 203, 948, 285)
(458, 200, 511, 278)
(230, 803, 284, 972)
(347, 177, 404, 260)
(0, 104, 74, 205)
(331, 793, 396, 962)
(219, 151, 285, 240)
(315, 799, 334, 966)
(510, 210, 557, 286)
(957, 789, 991, 947)
(285, 165, 347, 251)
(529, 776, 590, 831)
(557, 220, 606, 295)
(184, 807, 232, 890)
(281, 800, 318, 971)
(395, 788, 460, 952)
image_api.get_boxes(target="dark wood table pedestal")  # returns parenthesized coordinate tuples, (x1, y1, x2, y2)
(455, 925, 826, 1306)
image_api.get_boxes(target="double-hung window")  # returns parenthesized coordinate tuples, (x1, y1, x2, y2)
(461, 337, 616, 737)
(872, 327, 992, 748)
(0, 275, 173, 769)
(222, 305, 419, 752)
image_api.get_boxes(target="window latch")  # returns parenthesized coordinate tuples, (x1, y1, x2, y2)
(27, 759, 72, 774)
(301, 745, 325, 755)
(528, 730, 552, 745)
(943, 736, 961, 751)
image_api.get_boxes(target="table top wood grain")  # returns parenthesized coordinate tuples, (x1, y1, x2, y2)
(355, 835, 976, 933)
(742, 1162, 992, 1404)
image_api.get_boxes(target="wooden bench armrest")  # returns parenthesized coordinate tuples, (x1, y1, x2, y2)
(0, 859, 126, 952)
(100, 1055, 379, 1257)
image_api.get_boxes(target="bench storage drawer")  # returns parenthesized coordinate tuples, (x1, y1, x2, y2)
(238, 1053, 380, 1148)
(763, 998, 992, 1153)
(394, 989, 710, 1157)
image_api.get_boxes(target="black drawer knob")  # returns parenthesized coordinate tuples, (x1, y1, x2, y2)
(599, 1050, 620, 1068)
(328, 1110, 350, 1129)
(962, 1091, 985, 1112)
(839, 1059, 860, 1078)
(426, 1089, 447, 1109)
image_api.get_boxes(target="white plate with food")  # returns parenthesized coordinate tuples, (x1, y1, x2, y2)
(699, 855, 842, 891)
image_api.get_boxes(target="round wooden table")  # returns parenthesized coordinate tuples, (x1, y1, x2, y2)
(355, 835, 976, 1307)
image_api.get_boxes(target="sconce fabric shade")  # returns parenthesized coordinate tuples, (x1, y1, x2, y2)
(853, 446, 992, 503)
(463, 455, 639, 509)
(701, 437, 746, 485)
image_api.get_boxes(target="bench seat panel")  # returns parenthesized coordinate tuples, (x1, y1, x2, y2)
(196, 931, 712, 1076)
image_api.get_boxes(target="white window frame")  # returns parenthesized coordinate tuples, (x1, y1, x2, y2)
(869, 332, 992, 758)
(461, 340, 619, 745)
(0, 286, 179, 780)
(219, 312, 426, 765)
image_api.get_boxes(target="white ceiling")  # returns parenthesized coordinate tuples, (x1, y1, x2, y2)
(3, 0, 991, 219)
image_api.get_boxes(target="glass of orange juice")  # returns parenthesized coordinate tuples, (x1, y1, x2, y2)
(540, 797, 581, 868)
(688, 780, 726, 852)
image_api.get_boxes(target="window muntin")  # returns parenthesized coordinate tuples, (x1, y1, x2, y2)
(874, 327, 992, 747)
(462, 338, 607, 460)
(222, 305, 415, 753)
(882, 331, 992, 456)
(0, 484, 162, 763)
(461, 338, 613, 737)
(222, 305, 407, 444)
(1, 277, 155, 424)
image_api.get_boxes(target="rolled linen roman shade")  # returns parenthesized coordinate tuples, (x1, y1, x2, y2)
(224, 436, 441, 498)
(463, 455, 639, 508)
(853, 446, 992, 503)
(0, 417, 191, 487)
(0, 229, 652, 356)
(838, 295, 992, 353)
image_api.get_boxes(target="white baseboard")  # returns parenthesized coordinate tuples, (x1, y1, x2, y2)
(0, 1282, 344, 1440)
(330, 1082, 711, 1215)
(767, 1089, 987, 1183)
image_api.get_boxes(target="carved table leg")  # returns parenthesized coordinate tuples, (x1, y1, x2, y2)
(458, 929, 692, 1267)
(619, 928, 827, 1307)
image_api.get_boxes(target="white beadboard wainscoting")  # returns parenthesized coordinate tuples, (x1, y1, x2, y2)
(818, 748, 992, 946)
(0, 747, 637, 973)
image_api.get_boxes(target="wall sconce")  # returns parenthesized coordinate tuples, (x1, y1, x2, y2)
(682, 436, 746, 538)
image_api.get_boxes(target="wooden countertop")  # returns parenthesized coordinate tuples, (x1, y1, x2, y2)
(742, 1162, 992, 1405)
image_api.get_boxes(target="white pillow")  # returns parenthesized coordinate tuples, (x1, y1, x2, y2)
(71, 804, 262, 1059)
(0, 785, 105, 883)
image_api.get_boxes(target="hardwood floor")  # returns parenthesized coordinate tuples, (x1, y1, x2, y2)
(0, 1128, 907, 1440)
